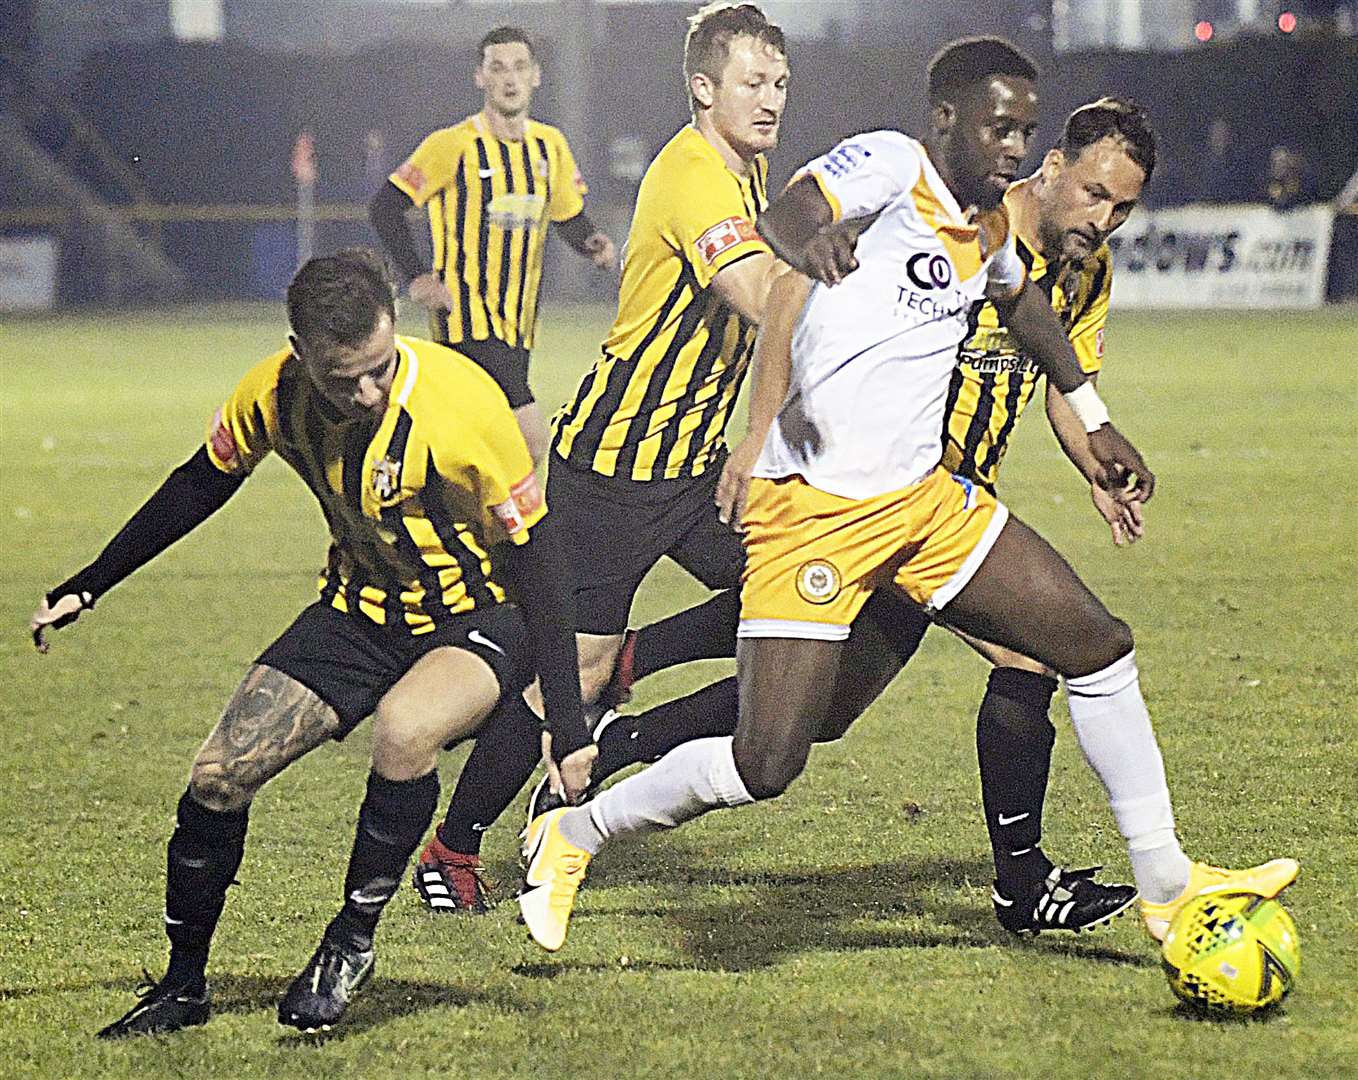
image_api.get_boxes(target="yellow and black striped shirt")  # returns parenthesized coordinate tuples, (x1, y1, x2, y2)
(389, 115, 587, 351)
(205, 336, 545, 633)
(552, 125, 770, 483)
(942, 186, 1111, 492)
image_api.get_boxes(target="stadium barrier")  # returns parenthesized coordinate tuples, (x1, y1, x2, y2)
(1, 201, 1352, 313)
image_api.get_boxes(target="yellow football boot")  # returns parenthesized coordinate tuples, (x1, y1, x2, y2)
(518, 807, 592, 952)
(1141, 857, 1299, 942)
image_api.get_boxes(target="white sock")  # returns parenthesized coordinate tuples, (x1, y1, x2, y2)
(558, 736, 753, 855)
(1065, 651, 1191, 903)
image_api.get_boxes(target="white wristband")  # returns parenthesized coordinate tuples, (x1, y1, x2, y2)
(1063, 381, 1110, 433)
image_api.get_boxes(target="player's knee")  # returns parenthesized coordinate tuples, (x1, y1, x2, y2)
(370, 715, 440, 780)
(1096, 615, 1135, 668)
(1073, 614, 1135, 676)
(813, 706, 855, 744)
(733, 739, 809, 801)
(188, 761, 257, 813)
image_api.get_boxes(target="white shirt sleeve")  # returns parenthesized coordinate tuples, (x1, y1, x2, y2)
(798, 130, 922, 223)
(985, 237, 1027, 299)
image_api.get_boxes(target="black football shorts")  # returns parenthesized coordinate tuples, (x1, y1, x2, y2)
(448, 336, 534, 409)
(545, 458, 746, 635)
(256, 600, 531, 738)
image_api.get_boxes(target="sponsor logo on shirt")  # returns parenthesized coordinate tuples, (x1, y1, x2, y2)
(487, 192, 547, 229)
(906, 252, 954, 290)
(960, 349, 1038, 375)
(695, 216, 759, 266)
(819, 143, 873, 179)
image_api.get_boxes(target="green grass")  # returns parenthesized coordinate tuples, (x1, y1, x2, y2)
(1, 303, 1355, 1078)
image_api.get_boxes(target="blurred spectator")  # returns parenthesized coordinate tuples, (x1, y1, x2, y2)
(1263, 145, 1319, 211)
(1200, 117, 1252, 204)
(363, 129, 387, 194)
(1155, 117, 1252, 207)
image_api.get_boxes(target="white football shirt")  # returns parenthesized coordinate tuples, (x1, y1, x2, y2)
(756, 132, 1027, 499)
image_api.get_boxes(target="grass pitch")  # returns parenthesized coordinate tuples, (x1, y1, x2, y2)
(1, 303, 1355, 1079)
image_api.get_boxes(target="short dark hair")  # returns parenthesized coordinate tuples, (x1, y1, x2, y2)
(479, 26, 535, 64)
(1061, 96, 1157, 181)
(287, 248, 396, 349)
(684, 2, 786, 113)
(927, 36, 1037, 102)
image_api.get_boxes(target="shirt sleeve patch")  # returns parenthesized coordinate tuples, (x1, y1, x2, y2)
(695, 216, 759, 266)
(510, 473, 543, 517)
(1095, 327, 1105, 358)
(492, 473, 542, 537)
(394, 161, 426, 195)
(209, 408, 239, 470)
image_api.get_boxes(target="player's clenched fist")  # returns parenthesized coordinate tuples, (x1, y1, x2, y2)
(407, 271, 455, 313)
(1088, 424, 1155, 503)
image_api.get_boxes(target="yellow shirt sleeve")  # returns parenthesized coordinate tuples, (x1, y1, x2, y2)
(547, 129, 588, 223)
(205, 351, 285, 474)
(428, 364, 546, 546)
(1069, 257, 1111, 376)
(389, 128, 466, 208)
(661, 151, 771, 291)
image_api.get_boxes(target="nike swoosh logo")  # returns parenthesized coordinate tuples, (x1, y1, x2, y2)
(478, 168, 495, 178)
(468, 629, 505, 655)
(163, 915, 184, 925)
(523, 829, 551, 887)
(997, 812, 1030, 825)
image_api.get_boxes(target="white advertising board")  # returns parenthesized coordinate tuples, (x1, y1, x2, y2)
(1108, 203, 1333, 309)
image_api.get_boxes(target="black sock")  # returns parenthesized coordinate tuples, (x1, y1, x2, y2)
(976, 667, 1059, 896)
(630, 590, 740, 682)
(594, 677, 739, 783)
(329, 769, 440, 950)
(435, 694, 542, 854)
(164, 789, 249, 988)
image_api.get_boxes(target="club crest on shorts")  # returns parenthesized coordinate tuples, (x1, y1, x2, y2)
(371, 455, 403, 504)
(796, 559, 841, 604)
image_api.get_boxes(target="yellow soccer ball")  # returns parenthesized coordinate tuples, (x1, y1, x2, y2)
(1161, 892, 1301, 1015)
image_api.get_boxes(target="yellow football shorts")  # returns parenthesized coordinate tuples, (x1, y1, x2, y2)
(738, 467, 1009, 641)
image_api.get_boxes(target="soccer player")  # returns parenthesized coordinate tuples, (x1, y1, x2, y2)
(369, 25, 616, 463)
(407, 0, 791, 914)
(518, 38, 1298, 953)
(743, 97, 1162, 936)
(29, 249, 592, 1037)
(407, 2, 820, 912)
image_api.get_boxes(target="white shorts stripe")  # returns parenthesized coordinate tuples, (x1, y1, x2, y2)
(737, 617, 851, 642)
(926, 501, 1010, 611)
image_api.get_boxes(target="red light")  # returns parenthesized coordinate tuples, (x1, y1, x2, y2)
(1194, 20, 1213, 41)
(1278, 11, 1297, 32)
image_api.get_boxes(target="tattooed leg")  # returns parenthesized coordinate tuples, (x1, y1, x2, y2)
(189, 664, 341, 812)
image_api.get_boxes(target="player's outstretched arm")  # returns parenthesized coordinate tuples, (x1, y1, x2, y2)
(717, 265, 810, 528)
(497, 516, 595, 801)
(30, 446, 245, 652)
(998, 281, 1154, 503)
